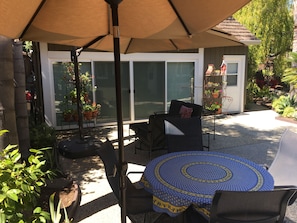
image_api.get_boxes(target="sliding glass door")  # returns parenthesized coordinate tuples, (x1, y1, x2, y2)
(53, 60, 195, 126)
(134, 62, 165, 119)
(93, 61, 130, 123)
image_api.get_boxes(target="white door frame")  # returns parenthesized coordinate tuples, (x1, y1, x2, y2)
(223, 55, 246, 114)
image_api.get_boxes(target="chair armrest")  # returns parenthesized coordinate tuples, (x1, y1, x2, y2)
(130, 122, 148, 132)
(154, 111, 168, 115)
(274, 185, 297, 190)
(127, 171, 144, 175)
(274, 185, 297, 205)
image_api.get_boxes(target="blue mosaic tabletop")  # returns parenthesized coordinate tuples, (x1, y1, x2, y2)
(141, 151, 274, 216)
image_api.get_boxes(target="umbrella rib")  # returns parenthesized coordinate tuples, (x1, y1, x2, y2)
(82, 35, 106, 50)
(210, 28, 232, 36)
(168, 0, 192, 37)
(20, 0, 47, 39)
(169, 39, 179, 51)
(208, 28, 243, 44)
(124, 39, 133, 54)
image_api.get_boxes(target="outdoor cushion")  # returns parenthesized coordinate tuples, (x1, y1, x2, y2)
(179, 105, 193, 118)
(169, 100, 202, 117)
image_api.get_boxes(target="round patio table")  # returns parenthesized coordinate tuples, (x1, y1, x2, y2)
(140, 151, 274, 217)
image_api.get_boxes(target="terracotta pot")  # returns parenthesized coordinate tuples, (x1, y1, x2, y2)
(92, 110, 99, 118)
(83, 111, 93, 120)
(216, 108, 222, 114)
(212, 92, 219, 98)
(73, 113, 79, 121)
(63, 113, 73, 122)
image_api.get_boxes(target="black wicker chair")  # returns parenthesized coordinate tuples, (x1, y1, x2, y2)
(132, 100, 203, 159)
(164, 116, 203, 153)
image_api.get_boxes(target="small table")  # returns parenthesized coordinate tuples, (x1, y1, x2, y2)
(140, 151, 274, 217)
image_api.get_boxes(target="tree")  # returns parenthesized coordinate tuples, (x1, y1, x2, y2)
(281, 0, 297, 95)
(293, 0, 297, 53)
(0, 37, 30, 157)
(13, 40, 30, 158)
(282, 52, 297, 88)
(234, 0, 293, 78)
(0, 36, 18, 147)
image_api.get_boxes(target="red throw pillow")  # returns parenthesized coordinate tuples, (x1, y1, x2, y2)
(179, 105, 193, 118)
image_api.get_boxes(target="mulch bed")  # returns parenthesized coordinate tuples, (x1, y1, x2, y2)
(275, 115, 297, 125)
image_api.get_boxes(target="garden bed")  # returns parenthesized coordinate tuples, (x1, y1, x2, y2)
(275, 115, 297, 125)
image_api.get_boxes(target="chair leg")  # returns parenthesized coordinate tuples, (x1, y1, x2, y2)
(202, 132, 210, 151)
(144, 212, 148, 223)
(289, 192, 297, 205)
(134, 139, 142, 154)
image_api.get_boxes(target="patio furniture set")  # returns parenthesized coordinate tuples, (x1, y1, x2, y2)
(97, 128, 297, 222)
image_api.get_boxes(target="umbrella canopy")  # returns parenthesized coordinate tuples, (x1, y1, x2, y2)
(0, 1, 251, 222)
(0, 0, 250, 48)
(87, 29, 244, 53)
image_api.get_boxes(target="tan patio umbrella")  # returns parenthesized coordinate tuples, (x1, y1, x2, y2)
(0, 0, 251, 222)
(1, 0, 250, 47)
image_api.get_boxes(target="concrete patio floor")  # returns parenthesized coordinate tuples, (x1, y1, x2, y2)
(58, 107, 297, 223)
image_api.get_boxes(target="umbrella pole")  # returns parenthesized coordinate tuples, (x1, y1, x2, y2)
(71, 49, 83, 140)
(106, 1, 126, 223)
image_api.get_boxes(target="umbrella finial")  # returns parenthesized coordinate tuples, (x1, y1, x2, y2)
(105, 0, 122, 7)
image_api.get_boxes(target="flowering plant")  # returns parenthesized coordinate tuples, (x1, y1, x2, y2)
(205, 89, 212, 97)
(213, 89, 222, 94)
(92, 102, 101, 111)
(205, 102, 221, 111)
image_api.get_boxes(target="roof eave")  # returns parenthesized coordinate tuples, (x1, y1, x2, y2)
(241, 40, 261, 46)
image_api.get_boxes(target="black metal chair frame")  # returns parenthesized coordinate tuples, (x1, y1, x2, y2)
(208, 188, 297, 223)
(97, 139, 164, 222)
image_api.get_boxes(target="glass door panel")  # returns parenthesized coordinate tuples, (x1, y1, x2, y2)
(134, 62, 165, 119)
(167, 62, 194, 109)
(226, 63, 238, 86)
(93, 61, 130, 123)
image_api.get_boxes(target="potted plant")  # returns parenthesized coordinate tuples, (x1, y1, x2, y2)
(69, 89, 77, 103)
(92, 103, 101, 118)
(206, 102, 222, 113)
(72, 110, 79, 121)
(63, 109, 73, 122)
(215, 103, 222, 114)
(83, 104, 94, 120)
(205, 89, 212, 98)
(212, 89, 220, 98)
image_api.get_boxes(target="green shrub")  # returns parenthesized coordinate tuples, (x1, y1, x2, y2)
(293, 111, 297, 121)
(29, 123, 59, 175)
(246, 80, 273, 101)
(282, 106, 296, 118)
(0, 130, 53, 223)
(30, 123, 56, 149)
(271, 95, 297, 114)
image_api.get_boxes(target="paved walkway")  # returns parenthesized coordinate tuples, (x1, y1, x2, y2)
(58, 109, 297, 223)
